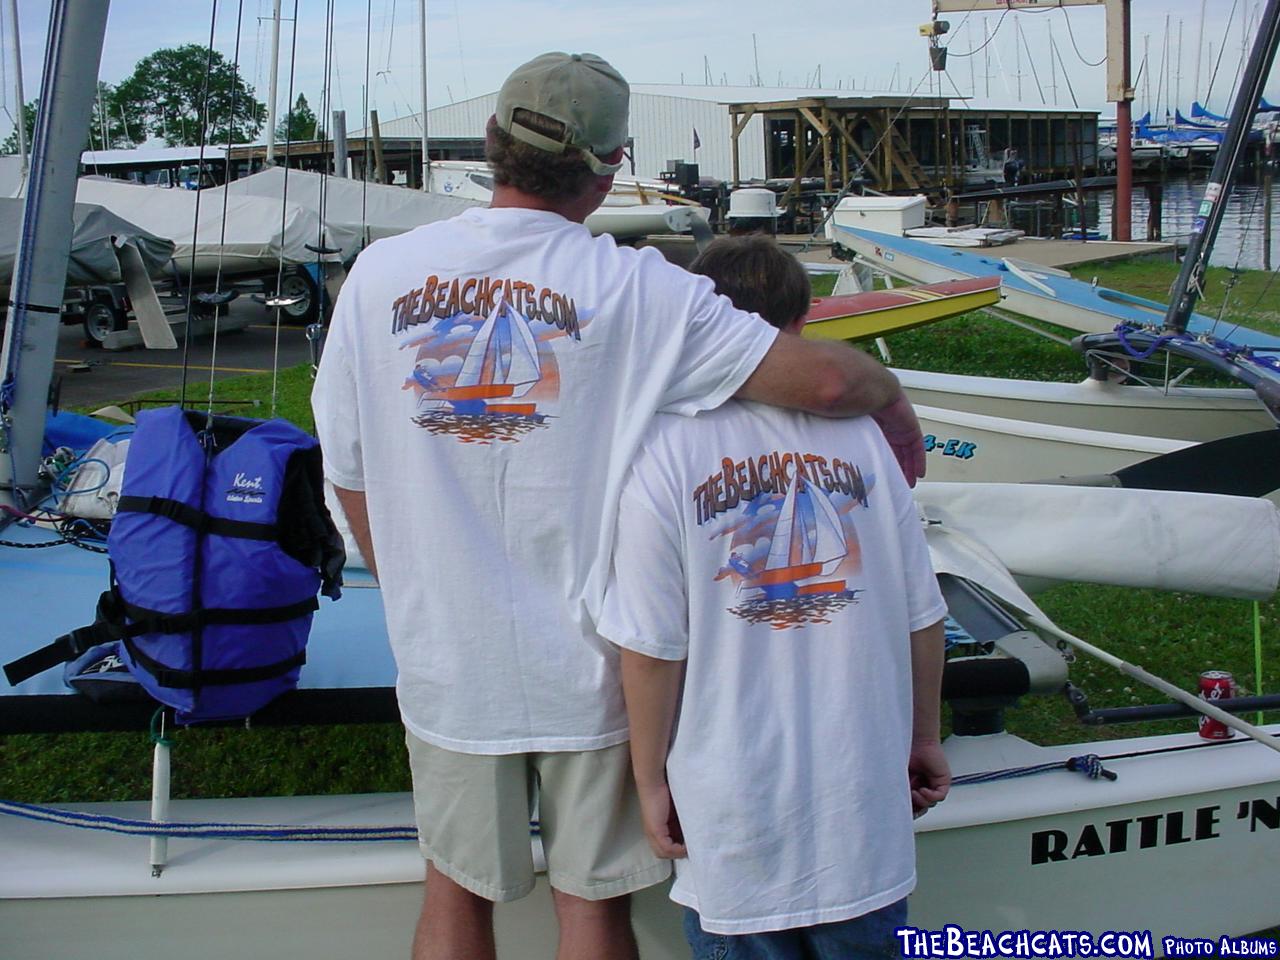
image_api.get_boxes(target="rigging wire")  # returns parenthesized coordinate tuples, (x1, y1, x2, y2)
(451, 0, 469, 100)
(1059, 6, 1106, 68)
(1017, 17, 1047, 106)
(1051, 32, 1081, 109)
(1203, 0, 1241, 112)
(361, 0, 372, 242)
(178, 0, 223, 410)
(1206, 184, 1266, 344)
(269, 0, 301, 418)
(205, 0, 249, 426)
(944, 8, 1011, 59)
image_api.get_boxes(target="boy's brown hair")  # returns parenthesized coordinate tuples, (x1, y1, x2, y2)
(688, 235, 811, 330)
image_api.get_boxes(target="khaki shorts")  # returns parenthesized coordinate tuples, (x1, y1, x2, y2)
(405, 731, 671, 903)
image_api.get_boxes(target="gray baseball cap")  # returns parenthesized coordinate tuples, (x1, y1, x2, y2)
(495, 52, 629, 175)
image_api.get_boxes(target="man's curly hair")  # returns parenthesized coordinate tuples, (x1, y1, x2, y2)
(485, 117, 597, 201)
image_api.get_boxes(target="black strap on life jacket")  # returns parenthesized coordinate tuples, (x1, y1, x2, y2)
(116, 495, 280, 541)
(4, 585, 317, 687)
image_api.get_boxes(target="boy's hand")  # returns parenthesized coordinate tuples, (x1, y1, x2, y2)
(908, 739, 951, 819)
(871, 393, 926, 488)
(636, 780, 687, 859)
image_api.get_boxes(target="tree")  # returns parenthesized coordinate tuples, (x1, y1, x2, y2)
(87, 83, 145, 150)
(1, 98, 37, 155)
(277, 93, 319, 142)
(113, 45, 265, 146)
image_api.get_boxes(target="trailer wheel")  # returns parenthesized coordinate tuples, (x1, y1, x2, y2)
(274, 268, 318, 325)
(83, 302, 126, 347)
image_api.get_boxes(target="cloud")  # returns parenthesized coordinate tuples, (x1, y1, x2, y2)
(420, 354, 465, 378)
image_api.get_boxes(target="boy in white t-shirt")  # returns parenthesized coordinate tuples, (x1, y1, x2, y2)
(599, 235, 950, 959)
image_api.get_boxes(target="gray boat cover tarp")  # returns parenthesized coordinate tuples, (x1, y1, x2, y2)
(72, 177, 353, 280)
(0, 197, 174, 291)
(222, 167, 482, 260)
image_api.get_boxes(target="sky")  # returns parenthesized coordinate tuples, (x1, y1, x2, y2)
(1, 0, 1277, 147)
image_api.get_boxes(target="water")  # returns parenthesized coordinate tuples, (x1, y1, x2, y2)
(1091, 173, 1280, 271)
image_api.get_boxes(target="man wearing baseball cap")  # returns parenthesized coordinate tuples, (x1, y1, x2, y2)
(313, 51, 926, 959)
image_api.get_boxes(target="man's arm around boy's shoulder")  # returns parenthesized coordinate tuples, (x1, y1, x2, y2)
(736, 336, 926, 486)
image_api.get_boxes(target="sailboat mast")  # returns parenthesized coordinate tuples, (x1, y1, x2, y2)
(1194, 0, 1207, 103)
(1163, 0, 1280, 334)
(265, 0, 282, 165)
(0, 0, 110, 511)
(7, 0, 26, 172)
(419, 0, 431, 190)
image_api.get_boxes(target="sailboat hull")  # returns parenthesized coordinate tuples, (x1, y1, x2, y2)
(4, 726, 1279, 958)
(896, 369, 1273, 443)
(832, 225, 1280, 348)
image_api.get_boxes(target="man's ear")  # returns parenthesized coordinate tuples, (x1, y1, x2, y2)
(594, 146, 626, 193)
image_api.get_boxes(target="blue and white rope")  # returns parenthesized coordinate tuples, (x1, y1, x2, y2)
(0, 798, 418, 842)
(952, 753, 1115, 787)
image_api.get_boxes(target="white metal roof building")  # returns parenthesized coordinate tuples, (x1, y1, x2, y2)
(354, 84, 1099, 187)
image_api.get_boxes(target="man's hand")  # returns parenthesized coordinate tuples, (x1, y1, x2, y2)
(872, 392, 926, 488)
(908, 738, 951, 819)
(636, 779, 687, 859)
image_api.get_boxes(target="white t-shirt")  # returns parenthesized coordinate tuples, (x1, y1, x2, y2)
(311, 207, 777, 754)
(599, 402, 946, 935)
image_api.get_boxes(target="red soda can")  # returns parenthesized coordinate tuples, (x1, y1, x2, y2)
(1198, 670, 1235, 740)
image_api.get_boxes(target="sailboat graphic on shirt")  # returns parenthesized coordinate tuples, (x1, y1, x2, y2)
(743, 473, 849, 602)
(416, 297, 543, 418)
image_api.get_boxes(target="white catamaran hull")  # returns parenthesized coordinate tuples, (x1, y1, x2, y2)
(913, 403, 1189, 484)
(896, 369, 1273, 443)
(5, 723, 1279, 960)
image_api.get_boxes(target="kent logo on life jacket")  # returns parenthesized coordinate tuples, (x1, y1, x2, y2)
(391, 274, 580, 340)
(226, 472, 266, 504)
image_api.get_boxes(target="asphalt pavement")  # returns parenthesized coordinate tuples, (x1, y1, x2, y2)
(53, 299, 314, 412)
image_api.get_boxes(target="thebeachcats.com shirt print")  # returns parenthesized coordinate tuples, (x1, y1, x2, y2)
(391, 272, 593, 444)
(694, 446, 877, 631)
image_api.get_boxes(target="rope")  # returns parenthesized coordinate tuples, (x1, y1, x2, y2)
(952, 753, 1116, 787)
(269, 0, 301, 418)
(1203, 0, 1241, 113)
(361, 0, 372, 245)
(1060, 5, 1106, 68)
(178, 2, 223, 410)
(945, 8, 1012, 59)
(1256, 601, 1265, 726)
(204, 0, 249, 427)
(0, 798, 417, 842)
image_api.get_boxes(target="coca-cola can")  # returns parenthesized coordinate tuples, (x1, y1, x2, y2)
(1198, 670, 1235, 740)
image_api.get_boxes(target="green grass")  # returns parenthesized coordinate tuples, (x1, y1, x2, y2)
(1, 255, 1278, 803)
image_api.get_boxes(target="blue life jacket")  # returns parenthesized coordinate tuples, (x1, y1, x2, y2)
(5, 407, 345, 724)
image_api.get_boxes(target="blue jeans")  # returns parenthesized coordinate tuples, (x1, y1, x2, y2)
(683, 898, 908, 960)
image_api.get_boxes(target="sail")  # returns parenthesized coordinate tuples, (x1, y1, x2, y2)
(1192, 101, 1230, 123)
(764, 474, 847, 575)
(453, 299, 542, 396)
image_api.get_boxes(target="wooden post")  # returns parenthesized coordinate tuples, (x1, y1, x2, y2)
(884, 110, 893, 188)
(821, 106, 833, 192)
(731, 110, 740, 186)
(840, 115, 849, 188)
(370, 109, 389, 185)
(1265, 130, 1275, 271)
(1146, 181, 1163, 242)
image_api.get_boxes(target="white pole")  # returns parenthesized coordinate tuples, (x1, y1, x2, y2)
(1194, 0, 1207, 102)
(265, 0, 282, 165)
(1032, 615, 1280, 756)
(418, 0, 430, 190)
(8, 0, 26, 173)
(149, 713, 172, 876)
